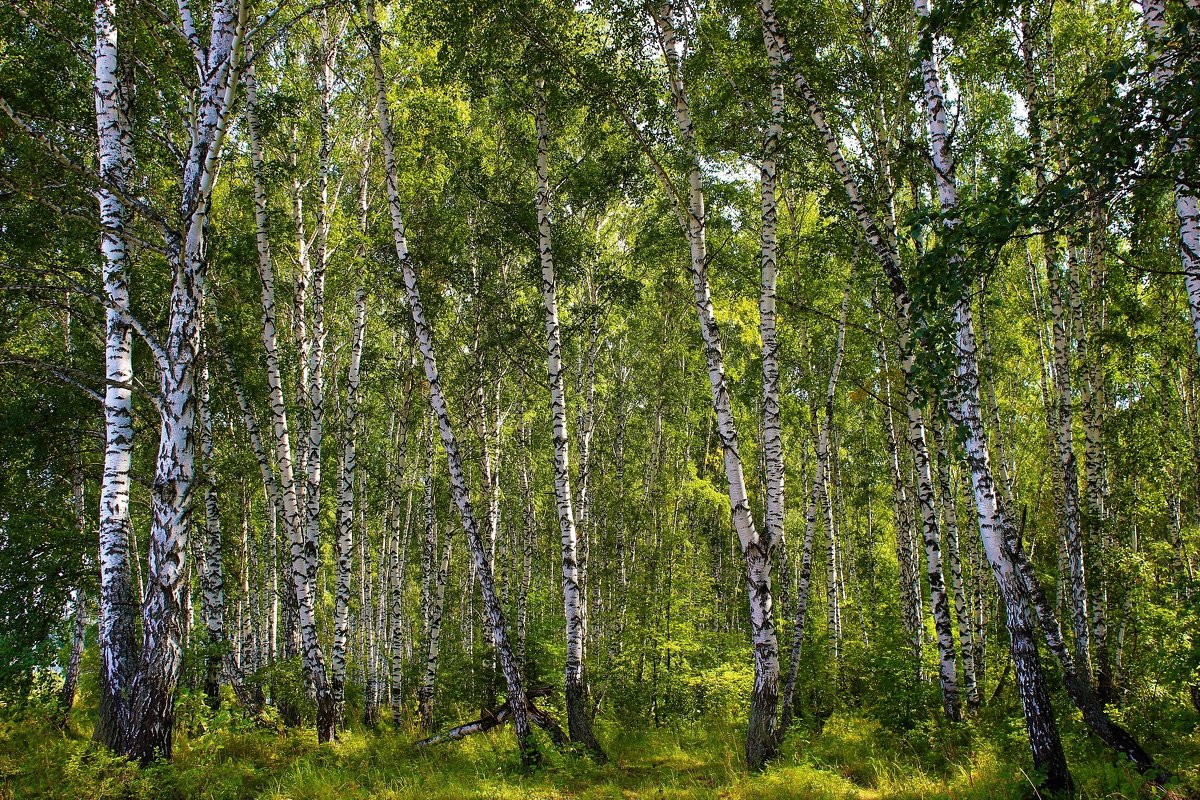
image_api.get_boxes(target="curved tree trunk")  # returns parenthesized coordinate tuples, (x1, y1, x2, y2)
(651, 2, 781, 768)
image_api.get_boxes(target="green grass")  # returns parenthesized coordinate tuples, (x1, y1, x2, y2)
(0, 696, 1191, 800)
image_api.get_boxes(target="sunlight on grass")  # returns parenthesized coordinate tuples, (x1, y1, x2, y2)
(0, 701, 1192, 799)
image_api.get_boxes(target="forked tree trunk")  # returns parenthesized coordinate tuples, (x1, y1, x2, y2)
(243, 51, 335, 743)
(120, 1, 246, 763)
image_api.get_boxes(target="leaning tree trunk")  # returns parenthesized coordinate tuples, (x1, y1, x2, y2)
(367, 0, 535, 761)
(652, 2, 780, 768)
(1017, 20, 1092, 681)
(757, 0, 1069, 786)
(534, 77, 606, 760)
(914, 0, 1068, 788)
(243, 52, 335, 743)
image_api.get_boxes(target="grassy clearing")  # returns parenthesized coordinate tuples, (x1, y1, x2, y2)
(1, 694, 1191, 800)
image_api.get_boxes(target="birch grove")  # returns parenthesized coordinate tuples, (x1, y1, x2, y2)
(1, 0, 1198, 794)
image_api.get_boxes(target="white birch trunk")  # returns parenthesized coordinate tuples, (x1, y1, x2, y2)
(535, 79, 605, 757)
(94, 0, 136, 751)
(366, 0, 534, 758)
(914, 0, 1067, 784)
(243, 52, 335, 742)
(653, 4, 780, 767)
(332, 288, 367, 724)
(935, 424, 978, 710)
(758, 8, 788, 695)
(198, 357, 226, 708)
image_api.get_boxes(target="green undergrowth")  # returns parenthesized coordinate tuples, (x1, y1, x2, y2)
(0, 695, 1194, 800)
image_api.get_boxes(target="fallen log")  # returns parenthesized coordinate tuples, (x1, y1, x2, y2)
(416, 685, 563, 747)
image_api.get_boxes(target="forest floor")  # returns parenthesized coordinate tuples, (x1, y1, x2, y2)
(1, 694, 1193, 799)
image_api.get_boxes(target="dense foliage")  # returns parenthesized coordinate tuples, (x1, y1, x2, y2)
(1, 0, 1199, 796)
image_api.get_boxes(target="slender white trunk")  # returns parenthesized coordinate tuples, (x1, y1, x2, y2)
(517, 420, 535, 671)
(935, 424, 978, 710)
(243, 52, 335, 742)
(94, 0, 136, 750)
(367, 1, 533, 757)
(780, 437, 819, 730)
(758, 9, 788, 712)
(534, 79, 604, 757)
(652, 4, 780, 767)
(198, 357, 226, 708)
(908, 400, 960, 719)
(390, 485, 412, 724)
(1019, 25, 1092, 676)
(880, 334, 923, 679)
(819, 282, 851, 666)
(332, 288, 367, 723)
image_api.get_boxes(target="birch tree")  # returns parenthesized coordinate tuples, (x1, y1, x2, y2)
(534, 77, 606, 759)
(650, 2, 781, 767)
(366, 0, 536, 761)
